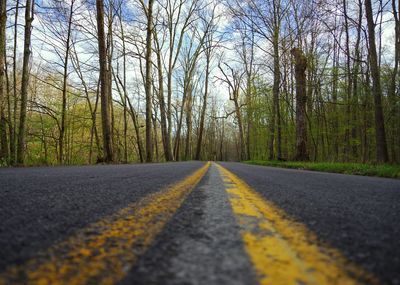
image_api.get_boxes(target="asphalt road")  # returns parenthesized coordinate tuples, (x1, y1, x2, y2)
(0, 162, 399, 285)
(218, 162, 400, 285)
(0, 162, 205, 273)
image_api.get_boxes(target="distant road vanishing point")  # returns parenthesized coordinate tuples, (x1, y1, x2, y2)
(0, 162, 399, 285)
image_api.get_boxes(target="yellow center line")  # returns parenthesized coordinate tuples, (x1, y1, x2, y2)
(216, 163, 378, 285)
(0, 162, 210, 285)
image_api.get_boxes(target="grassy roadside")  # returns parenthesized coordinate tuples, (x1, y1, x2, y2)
(243, 160, 400, 179)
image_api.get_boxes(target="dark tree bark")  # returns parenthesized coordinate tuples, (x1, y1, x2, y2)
(389, 0, 400, 162)
(184, 84, 193, 160)
(0, 0, 7, 162)
(234, 90, 245, 161)
(10, 0, 19, 165)
(154, 30, 172, 161)
(195, 47, 211, 160)
(126, 96, 144, 163)
(145, 0, 154, 162)
(17, 0, 34, 165)
(292, 47, 309, 161)
(96, 0, 113, 163)
(219, 63, 245, 161)
(365, 0, 389, 162)
(119, 12, 128, 163)
(331, 30, 339, 161)
(343, 0, 353, 161)
(351, 0, 363, 159)
(59, 0, 75, 164)
(268, 13, 282, 161)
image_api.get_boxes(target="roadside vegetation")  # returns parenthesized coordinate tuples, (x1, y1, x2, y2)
(244, 161, 400, 179)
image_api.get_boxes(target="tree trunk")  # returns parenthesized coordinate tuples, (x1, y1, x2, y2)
(292, 47, 309, 161)
(10, 0, 19, 165)
(174, 91, 186, 161)
(332, 36, 339, 161)
(96, 0, 113, 163)
(389, 0, 399, 162)
(17, 0, 34, 165)
(343, 0, 352, 161)
(59, 0, 74, 164)
(195, 51, 210, 160)
(145, 0, 154, 162)
(351, 0, 363, 160)
(274, 34, 282, 160)
(234, 94, 245, 161)
(154, 31, 172, 161)
(121, 24, 128, 163)
(152, 101, 159, 162)
(126, 96, 144, 162)
(184, 85, 193, 160)
(107, 2, 115, 159)
(0, 0, 7, 162)
(365, 0, 389, 162)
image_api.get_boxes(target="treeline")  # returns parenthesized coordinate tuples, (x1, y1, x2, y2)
(224, 0, 399, 163)
(0, 0, 398, 166)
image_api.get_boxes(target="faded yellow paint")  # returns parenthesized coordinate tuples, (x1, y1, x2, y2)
(0, 162, 210, 285)
(216, 163, 378, 285)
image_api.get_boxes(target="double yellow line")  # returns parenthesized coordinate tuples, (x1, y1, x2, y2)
(216, 164, 377, 285)
(0, 162, 210, 285)
(0, 162, 377, 285)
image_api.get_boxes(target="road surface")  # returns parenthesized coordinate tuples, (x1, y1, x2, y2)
(0, 162, 399, 285)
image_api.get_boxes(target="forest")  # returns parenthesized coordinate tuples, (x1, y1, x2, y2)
(0, 0, 398, 166)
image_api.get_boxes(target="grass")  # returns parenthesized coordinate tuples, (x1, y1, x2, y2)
(244, 160, 400, 179)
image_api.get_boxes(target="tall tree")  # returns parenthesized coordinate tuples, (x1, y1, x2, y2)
(17, 0, 35, 165)
(0, 0, 7, 162)
(58, 0, 75, 164)
(389, 0, 400, 162)
(144, 0, 154, 162)
(343, 0, 353, 161)
(96, 0, 113, 163)
(194, 4, 219, 161)
(268, 0, 283, 161)
(195, 32, 213, 160)
(164, 0, 200, 161)
(351, 0, 363, 159)
(174, 11, 213, 160)
(365, 0, 389, 162)
(153, 28, 170, 161)
(219, 63, 246, 161)
(10, 0, 19, 165)
(292, 47, 309, 161)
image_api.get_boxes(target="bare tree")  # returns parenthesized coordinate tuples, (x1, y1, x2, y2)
(218, 62, 246, 161)
(163, 0, 200, 161)
(0, 0, 7, 162)
(17, 0, 35, 165)
(389, 0, 400, 162)
(229, 0, 290, 160)
(144, 0, 154, 162)
(195, 4, 219, 160)
(9, 0, 20, 165)
(365, 0, 389, 162)
(96, 0, 113, 163)
(195, 34, 212, 160)
(292, 47, 308, 161)
(40, 0, 76, 164)
(153, 26, 170, 161)
(174, 9, 211, 160)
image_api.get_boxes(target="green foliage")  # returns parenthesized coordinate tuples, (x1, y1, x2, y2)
(244, 160, 400, 179)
